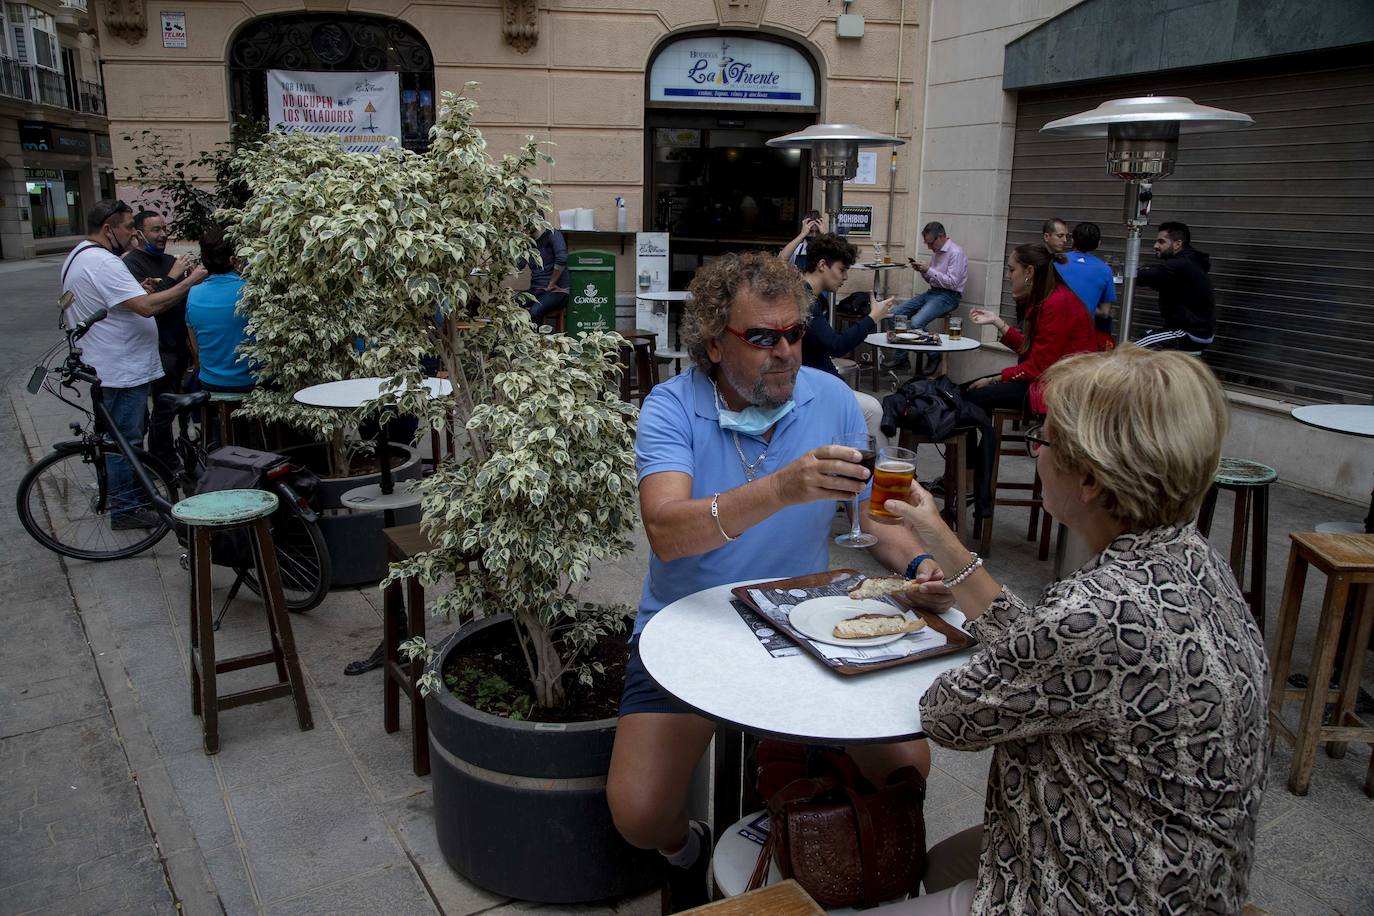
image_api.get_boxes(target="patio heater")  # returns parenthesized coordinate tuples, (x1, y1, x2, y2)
(1040, 96, 1252, 343)
(766, 123, 905, 234)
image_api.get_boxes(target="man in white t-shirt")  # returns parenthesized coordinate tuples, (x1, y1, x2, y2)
(61, 200, 207, 528)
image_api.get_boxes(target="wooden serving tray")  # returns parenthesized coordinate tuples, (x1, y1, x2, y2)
(731, 568, 977, 676)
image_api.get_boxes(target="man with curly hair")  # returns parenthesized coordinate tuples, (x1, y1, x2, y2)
(607, 251, 953, 912)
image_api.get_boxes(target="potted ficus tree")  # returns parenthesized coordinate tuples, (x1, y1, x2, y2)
(228, 87, 653, 901)
(221, 118, 433, 584)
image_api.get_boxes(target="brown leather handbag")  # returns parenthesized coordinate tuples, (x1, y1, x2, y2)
(746, 765, 928, 909)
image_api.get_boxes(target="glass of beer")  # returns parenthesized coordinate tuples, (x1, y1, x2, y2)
(869, 446, 917, 522)
(948, 317, 963, 339)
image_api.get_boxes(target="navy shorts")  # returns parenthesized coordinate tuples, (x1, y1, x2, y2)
(618, 637, 693, 716)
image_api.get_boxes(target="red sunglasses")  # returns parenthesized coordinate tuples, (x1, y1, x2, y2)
(725, 322, 807, 349)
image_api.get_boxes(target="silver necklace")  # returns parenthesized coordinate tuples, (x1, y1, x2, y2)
(713, 380, 768, 481)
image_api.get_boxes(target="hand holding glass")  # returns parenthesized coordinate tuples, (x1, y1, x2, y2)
(833, 433, 878, 548)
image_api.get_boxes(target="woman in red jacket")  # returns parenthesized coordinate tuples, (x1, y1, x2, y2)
(961, 242, 1097, 517)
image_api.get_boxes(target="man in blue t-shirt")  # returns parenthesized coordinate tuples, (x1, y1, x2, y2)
(1055, 222, 1116, 319)
(185, 227, 256, 392)
(606, 251, 952, 912)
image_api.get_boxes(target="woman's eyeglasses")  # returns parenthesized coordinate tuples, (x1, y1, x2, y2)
(1025, 424, 1052, 457)
(725, 323, 807, 349)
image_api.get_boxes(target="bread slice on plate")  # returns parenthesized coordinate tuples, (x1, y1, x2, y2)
(832, 613, 926, 639)
(847, 575, 926, 602)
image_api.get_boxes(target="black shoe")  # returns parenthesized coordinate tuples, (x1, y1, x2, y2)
(660, 820, 711, 914)
(881, 355, 910, 373)
(112, 509, 162, 531)
(344, 640, 386, 676)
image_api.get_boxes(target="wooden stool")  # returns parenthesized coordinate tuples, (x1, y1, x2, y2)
(383, 523, 436, 776)
(898, 428, 971, 545)
(1268, 532, 1374, 797)
(688, 879, 823, 914)
(203, 391, 247, 447)
(618, 329, 660, 405)
(174, 489, 313, 755)
(978, 407, 1052, 559)
(1198, 457, 1278, 632)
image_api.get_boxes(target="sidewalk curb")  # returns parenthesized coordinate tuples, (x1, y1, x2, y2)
(6, 380, 227, 916)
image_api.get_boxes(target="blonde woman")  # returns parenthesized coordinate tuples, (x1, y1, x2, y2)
(884, 347, 1269, 915)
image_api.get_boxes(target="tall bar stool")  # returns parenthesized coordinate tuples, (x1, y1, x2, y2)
(203, 391, 247, 447)
(1267, 532, 1374, 797)
(898, 428, 971, 545)
(1197, 457, 1278, 631)
(978, 407, 1053, 559)
(174, 489, 313, 755)
(617, 329, 660, 405)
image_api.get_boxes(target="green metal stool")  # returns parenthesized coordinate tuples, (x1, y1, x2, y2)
(173, 489, 313, 754)
(1198, 457, 1279, 631)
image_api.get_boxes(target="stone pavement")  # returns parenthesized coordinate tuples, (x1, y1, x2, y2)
(2, 254, 1373, 914)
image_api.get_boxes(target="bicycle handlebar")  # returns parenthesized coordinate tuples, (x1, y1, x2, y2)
(71, 308, 107, 342)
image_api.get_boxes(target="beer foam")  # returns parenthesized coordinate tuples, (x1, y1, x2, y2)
(876, 460, 914, 473)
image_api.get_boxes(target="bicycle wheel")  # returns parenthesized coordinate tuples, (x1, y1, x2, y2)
(16, 445, 176, 561)
(243, 508, 332, 611)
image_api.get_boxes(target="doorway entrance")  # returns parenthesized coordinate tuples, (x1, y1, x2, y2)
(645, 32, 819, 287)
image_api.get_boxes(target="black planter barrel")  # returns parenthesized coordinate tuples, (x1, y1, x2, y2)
(425, 615, 657, 903)
(281, 442, 422, 586)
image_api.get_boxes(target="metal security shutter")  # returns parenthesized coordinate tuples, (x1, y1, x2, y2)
(1004, 47, 1374, 404)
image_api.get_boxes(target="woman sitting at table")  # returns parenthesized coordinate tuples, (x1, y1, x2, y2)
(185, 226, 256, 394)
(800, 233, 895, 447)
(960, 242, 1096, 518)
(883, 347, 1268, 914)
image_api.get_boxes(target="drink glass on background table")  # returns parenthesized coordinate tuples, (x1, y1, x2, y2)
(833, 433, 878, 548)
(869, 446, 917, 523)
(948, 317, 962, 339)
(893, 315, 910, 332)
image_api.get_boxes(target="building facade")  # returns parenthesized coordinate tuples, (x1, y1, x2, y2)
(1, 0, 112, 259)
(93, 0, 1373, 499)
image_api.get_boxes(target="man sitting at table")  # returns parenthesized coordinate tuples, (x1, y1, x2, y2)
(606, 251, 955, 913)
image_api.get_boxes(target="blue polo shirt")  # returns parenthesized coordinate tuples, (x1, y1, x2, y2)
(186, 272, 256, 389)
(1055, 252, 1116, 317)
(633, 366, 868, 635)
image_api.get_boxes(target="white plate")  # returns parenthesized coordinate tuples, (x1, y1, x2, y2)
(788, 596, 921, 648)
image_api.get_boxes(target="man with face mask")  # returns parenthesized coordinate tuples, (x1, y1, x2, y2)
(123, 210, 198, 468)
(606, 252, 954, 912)
(61, 200, 206, 529)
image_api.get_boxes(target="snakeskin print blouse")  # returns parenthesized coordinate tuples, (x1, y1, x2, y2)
(921, 525, 1269, 914)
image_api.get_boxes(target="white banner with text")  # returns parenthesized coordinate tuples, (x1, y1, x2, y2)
(266, 70, 401, 153)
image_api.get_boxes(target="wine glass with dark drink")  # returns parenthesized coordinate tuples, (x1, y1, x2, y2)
(833, 433, 878, 548)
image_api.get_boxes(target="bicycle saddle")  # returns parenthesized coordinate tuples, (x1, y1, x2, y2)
(157, 391, 213, 412)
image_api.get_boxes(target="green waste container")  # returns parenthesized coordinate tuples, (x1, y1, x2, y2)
(565, 250, 616, 334)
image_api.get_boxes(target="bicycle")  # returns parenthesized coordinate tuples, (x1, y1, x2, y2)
(15, 308, 331, 612)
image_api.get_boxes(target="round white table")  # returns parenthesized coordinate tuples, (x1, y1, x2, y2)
(636, 291, 693, 373)
(852, 262, 905, 298)
(863, 332, 980, 355)
(638, 580, 972, 744)
(294, 376, 453, 508)
(1291, 404, 1374, 534)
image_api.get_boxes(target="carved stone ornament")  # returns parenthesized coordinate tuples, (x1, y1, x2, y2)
(102, 0, 149, 44)
(502, 0, 538, 53)
(715, 0, 767, 28)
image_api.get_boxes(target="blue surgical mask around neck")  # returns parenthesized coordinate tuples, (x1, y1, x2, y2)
(713, 381, 794, 436)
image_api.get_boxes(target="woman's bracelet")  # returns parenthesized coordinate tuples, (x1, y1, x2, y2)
(710, 493, 736, 543)
(944, 552, 984, 587)
(905, 553, 934, 580)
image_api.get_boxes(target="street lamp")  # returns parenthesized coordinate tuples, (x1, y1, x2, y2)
(766, 123, 905, 232)
(1040, 96, 1252, 343)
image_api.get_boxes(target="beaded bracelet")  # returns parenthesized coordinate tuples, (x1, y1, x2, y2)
(944, 552, 984, 587)
(710, 493, 736, 543)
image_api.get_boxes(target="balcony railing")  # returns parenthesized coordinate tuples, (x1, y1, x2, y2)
(61, 0, 89, 11)
(0, 58, 106, 116)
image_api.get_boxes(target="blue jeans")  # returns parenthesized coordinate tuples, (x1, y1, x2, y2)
(101, 383, 151, 519)
(893, 288, 960, 330)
